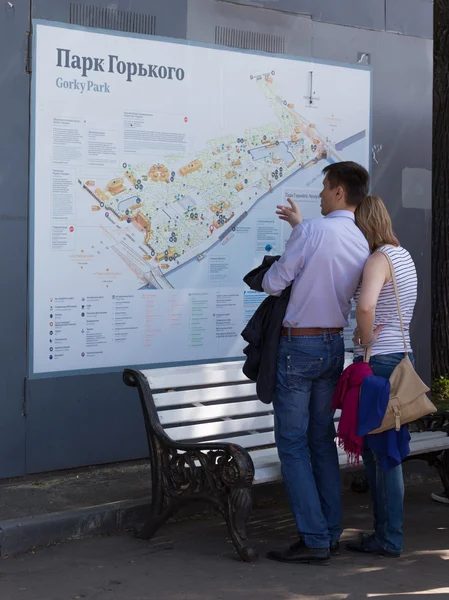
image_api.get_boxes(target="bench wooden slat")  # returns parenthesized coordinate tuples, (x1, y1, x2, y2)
(142, 354, 353, 391)
(410, 430, 448, 442)
(253, 451, 351, 485)
(169, 414, 274, 443)
(159, 400, 272, 426)
(253, 464, 281, 484)
(153, 382, 258, 409)
(409, 435, 449, 456)
(249, 434, 449, 476)
(250, 447, 278, 465)
(143, 361, 248, 391)
(206, 430, 276, 449)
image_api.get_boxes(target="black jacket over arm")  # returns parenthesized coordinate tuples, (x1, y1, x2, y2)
(241, 256, 291, 404)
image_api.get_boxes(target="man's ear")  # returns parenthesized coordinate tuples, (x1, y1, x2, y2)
(336, 185, 345, 201)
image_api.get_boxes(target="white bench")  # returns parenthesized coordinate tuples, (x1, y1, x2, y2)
(123, 358, 449, 562)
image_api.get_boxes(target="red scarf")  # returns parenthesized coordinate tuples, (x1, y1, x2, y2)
(332, 362, 373, 465)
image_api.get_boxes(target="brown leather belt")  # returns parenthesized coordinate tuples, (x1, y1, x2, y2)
(281, 327, 343, 336)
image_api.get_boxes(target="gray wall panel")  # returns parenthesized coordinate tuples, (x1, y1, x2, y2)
(219, 0, 434, 38)
(218, 0, 386, 30)
(0, 221, 28, 477)
(312, 0, 385, 30)
(0, 5, 30, 221)
(188, 0, 312, 56)
(216, 0, 315, 16)
(0, 0, 30, 477)
(386, 0, 433, 39)
(25, 373, 147, 473)
(32, 0, 188, 38)
(311, 22, 432, 382)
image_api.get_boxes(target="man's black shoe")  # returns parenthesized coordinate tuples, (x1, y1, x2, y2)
(267, 540, 330, 565)
(295, 538, 340, 556)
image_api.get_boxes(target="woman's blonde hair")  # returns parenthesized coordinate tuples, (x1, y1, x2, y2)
(355, 194, 400, 253)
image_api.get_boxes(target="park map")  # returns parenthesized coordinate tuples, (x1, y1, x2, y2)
(79, 72, 341, 289)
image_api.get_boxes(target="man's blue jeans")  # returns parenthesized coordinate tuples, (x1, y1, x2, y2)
(273, 331, 345, 549)
(355, 352, 413, 555)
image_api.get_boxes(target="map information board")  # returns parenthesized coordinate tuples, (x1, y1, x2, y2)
(30, 20, 371, 376)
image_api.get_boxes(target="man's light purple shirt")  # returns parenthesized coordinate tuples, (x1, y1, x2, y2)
(262, 210, 370, 328)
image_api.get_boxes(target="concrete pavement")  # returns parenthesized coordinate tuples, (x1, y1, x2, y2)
(1, 483, 448, 600)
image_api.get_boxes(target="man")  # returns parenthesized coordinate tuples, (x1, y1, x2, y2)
(263, 161, 370, 565)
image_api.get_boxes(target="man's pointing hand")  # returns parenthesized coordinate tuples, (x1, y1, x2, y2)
(276, 197, 303, 228)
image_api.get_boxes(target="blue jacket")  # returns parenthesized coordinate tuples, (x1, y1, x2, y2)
(357, 375, 410, 471)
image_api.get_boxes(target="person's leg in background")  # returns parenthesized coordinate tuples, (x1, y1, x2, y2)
(361, 447, 383, 539)
(348, 353, 409, 557)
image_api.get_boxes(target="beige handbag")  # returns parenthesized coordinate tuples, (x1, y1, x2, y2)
(364, 251, 436, 434)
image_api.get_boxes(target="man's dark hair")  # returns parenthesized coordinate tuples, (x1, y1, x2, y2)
(322, 161, 370, 206)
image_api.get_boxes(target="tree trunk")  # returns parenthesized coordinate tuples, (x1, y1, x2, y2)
(432, 0, 449, 379)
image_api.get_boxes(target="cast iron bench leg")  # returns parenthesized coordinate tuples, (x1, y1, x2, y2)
(225, 486, 258, 562)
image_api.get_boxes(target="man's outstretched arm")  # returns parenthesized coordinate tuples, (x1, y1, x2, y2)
(262, 224, 308, 296)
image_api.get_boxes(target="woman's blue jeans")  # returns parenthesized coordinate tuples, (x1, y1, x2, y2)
(355, 352, 414, 554)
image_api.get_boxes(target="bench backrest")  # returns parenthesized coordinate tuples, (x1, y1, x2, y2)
(137, 360, 275, 450)
(127, 356, 351, 455)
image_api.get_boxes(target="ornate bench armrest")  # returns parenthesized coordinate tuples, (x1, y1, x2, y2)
(162, 439, 255, 489)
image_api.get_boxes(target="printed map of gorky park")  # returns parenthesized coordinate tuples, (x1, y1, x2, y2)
(32, 21, 371, 375)
(79, 73, 353, 290)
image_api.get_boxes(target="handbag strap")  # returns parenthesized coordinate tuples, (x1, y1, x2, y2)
(379, 248, 409, 354)
(363, 345, 372, 363)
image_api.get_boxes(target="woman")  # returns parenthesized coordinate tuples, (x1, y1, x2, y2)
(348, 194, 417, 558)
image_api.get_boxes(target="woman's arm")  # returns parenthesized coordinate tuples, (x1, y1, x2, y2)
(356, 252, 390, 346)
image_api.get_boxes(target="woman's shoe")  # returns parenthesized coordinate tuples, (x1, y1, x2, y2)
(346, 533, 400, 558)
